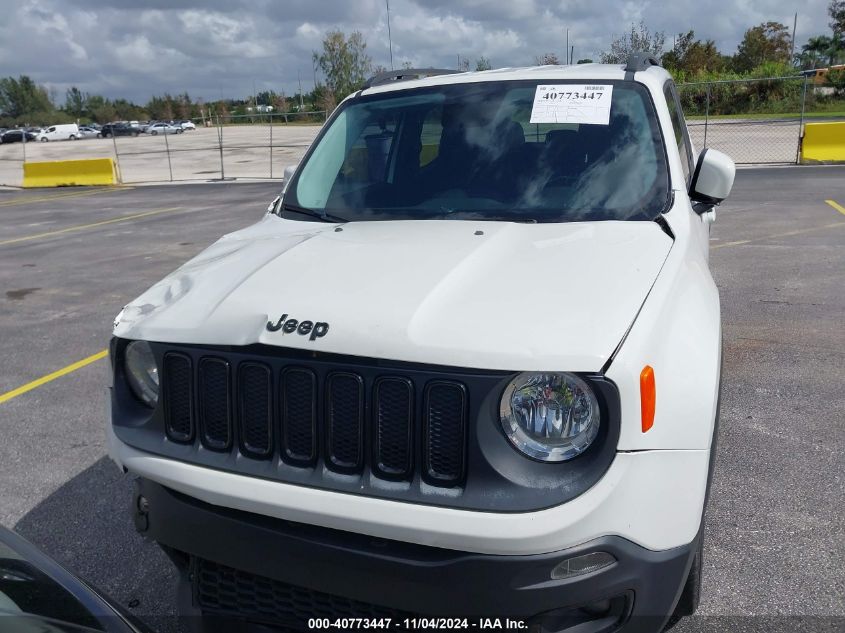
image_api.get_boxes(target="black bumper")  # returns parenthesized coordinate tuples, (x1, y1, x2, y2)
(134, 478, 697, 633)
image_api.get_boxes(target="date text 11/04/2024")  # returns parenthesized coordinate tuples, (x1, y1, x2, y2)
(307, 618, 528, 630)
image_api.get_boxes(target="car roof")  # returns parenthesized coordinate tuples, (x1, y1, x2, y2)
(361, 63, 671, 96)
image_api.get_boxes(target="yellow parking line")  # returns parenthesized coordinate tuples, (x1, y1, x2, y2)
(0, 350, 108, 405)
(713, 220, 845, 249)
(826, 199, 845, 216)
(0, 206, 184, 246)
(0, 187, 131, 207)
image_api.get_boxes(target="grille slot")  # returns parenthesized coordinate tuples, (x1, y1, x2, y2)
(238, 363, 273, 458)
(325, 372, 364, 472)
(198, 358, 231, 451)
(280, 367, 317, 465)
(373, 377, 413, 479)
(424, 382, 467, 486)
(163, 353, 193, 443)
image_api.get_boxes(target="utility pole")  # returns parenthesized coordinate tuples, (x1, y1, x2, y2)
(386, 0, 394, 70)
(566, 29, 569, 64)
(297, 70, 304, 110)
(790, 12, 798, 62)
(570, 45, 575, 65)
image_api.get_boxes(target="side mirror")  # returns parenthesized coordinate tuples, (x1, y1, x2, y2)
(689, 148, 735, 206)
(282, 164, 298, 193)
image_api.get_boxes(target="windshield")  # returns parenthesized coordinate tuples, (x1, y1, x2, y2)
(285, 80, 669, 223)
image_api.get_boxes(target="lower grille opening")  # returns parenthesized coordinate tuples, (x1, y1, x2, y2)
(193, 558, 410, 629)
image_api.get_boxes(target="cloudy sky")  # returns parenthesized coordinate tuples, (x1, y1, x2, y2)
(0, 0, 834, 104)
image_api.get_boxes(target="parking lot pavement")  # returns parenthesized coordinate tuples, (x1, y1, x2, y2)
(1, 167, 843, 632)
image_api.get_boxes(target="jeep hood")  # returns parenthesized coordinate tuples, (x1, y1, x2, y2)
(114, 215, 672, 372)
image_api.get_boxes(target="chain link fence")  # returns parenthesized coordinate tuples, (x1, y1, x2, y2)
(0, 111, 326, 187)
(2, 78, 844, 186)
(677, 75, 844, 164)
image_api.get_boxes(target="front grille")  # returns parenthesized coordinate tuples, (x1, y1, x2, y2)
(154, 347, 472, 490)
(163, 353, 193, 443)
(280, 367, 317, 465)
(374, 377, 413, 479)
(194, 558, 409, 628)
(238, 363, 273, 458)
(198, 358, 231, 450)
(325, 373, 364, 472)
(424, 382, 467, 485)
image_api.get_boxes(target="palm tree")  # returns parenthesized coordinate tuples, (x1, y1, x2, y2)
(802, 36, 832, 67)
(802, 35, 844, 67)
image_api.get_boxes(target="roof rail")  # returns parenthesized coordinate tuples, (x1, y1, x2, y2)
(624, 52, 661, 79)
(363, 68, 461, 89)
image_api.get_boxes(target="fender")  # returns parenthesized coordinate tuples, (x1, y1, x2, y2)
(607, 202, 721, 451)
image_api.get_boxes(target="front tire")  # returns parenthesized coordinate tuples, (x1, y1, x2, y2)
(69, 135, 76, 140)
(40, 137, 48, 142)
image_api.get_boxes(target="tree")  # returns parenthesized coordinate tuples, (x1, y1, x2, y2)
(600, 22, 666, 64)
(831, 0, 845, 34)
(801, 35, 840, 67)
(827, 68, 845, 95)
(0, 75, 52, 118)
(85, 94, 117, 123)
(534, 52, 560, 65)
(663, 30, 724, 74)
(273, 92, 289, 114)
(733, 22, 792, 72)
(475, 56, 492, 71)
(64, 86, 88, 118)
(456, 55, 470, 71)
(313, 30, 372, 101)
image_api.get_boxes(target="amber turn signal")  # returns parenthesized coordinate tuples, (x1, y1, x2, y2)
(640, 365, 656, 433)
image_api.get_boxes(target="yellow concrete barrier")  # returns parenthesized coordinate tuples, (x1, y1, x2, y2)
(23, 158, 119, 187)
(800, 122, 845, 163)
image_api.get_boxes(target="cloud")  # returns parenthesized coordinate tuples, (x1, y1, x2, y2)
(0, 0, 834, 105)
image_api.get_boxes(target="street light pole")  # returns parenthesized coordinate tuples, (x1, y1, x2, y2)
(386, 0, 394, 70)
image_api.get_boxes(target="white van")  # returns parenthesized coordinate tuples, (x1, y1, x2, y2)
(37, 123, 79, 142)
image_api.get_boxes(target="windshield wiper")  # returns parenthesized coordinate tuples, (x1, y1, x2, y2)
(435, 211, 539, 223)
(282, 202, 348, 224)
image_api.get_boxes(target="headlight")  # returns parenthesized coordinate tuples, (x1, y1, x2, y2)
(500, 372, 600, 462)
(124, 341, 159, 407)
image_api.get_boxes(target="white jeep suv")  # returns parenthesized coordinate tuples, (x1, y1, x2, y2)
(108, 53, 734, 633)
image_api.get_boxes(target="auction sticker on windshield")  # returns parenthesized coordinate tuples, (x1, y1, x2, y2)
(529, 84, 613, 125)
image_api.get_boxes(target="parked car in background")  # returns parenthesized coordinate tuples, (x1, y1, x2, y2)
(100, 122, 140, 138)
(37, 123, 80, 142)
(175, 120, 196, 130)
(147, 122, 183, 135)
(78, 126, 101, 139)
(1, 130, 37, 143)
